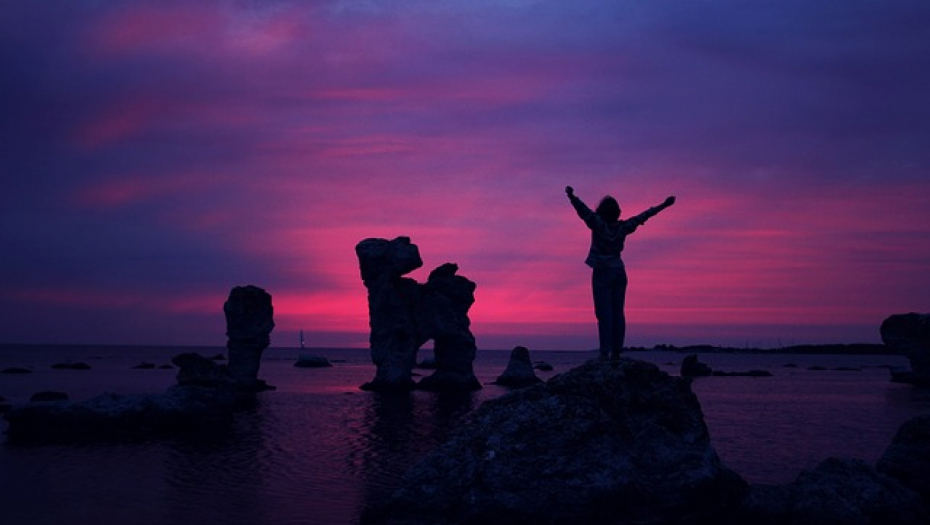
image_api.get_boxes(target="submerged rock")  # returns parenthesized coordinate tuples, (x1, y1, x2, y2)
(738, 457, 928, 525)
(364, 358, 747, 525)
(30, 391, 69, 402)
(493, 346, 542, 387)
(51, 362, 91, 370)
(1, 367, 32, 374)
(881, 313, 930, 386)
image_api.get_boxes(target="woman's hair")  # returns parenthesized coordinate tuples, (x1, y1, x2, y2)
(596, 195, 621, 222)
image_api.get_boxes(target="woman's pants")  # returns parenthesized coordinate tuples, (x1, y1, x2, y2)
(592, 266, 628, 360)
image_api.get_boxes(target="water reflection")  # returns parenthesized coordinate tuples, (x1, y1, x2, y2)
(163, 406, 267, 525)
(355, 390, 477, 517)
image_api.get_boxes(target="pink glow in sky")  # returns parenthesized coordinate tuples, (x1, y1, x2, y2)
(2, 1, 929, 349)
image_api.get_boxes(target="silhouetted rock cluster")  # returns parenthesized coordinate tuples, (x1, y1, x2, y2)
(882, 313, 930, 386)
(364, 359, 747, 525)
(355, 237, 479, 392)
(493, 346, 541, 387)
(680, 354, 772, 378)
(3, 285, 275, 444)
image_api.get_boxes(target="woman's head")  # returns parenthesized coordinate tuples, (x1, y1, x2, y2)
(596, 195, 621, 222)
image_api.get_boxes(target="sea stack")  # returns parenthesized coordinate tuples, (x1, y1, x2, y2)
(355, 237, 480, 392)
(224, 285, 275, 391)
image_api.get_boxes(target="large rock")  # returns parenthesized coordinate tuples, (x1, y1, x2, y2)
(224, 285, 275, 390)
(493, 346, 542, 387)
(364, 359, 747, 525)
(881, 313, 930, 386)
(877, 415, 930, 502)
(356, 237, 479, 392)
(739, 457, 928, 525)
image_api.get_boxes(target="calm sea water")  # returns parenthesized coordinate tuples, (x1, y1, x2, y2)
(2, 345, 929, 525)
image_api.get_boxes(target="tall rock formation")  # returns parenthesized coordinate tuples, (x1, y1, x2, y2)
(355, 237, 479, 392)
(224, 285, 275, 391)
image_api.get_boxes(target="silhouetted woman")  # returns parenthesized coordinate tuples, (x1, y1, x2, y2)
(566, 186, 675, 361)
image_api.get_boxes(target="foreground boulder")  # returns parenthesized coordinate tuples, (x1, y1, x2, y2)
(881, 313, 930, 386)
(739, 457, 928, 525)
(364, 358, 747, 525)
(493, 346, 542, 387)
(877, 415, 930, 501)
(356, 237, 479, 392)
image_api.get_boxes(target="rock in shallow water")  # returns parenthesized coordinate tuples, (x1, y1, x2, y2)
(493, 346, 541, 388)
(364, 358, 747, 525)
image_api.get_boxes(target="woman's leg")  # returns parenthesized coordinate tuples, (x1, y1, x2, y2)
(610, 266, 628, 360)
(592, 268, 613, 360)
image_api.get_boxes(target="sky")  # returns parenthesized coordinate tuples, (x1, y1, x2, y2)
(1, 0, 929, 350)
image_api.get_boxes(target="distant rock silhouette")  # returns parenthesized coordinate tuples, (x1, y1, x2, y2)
(294, 354, 332, 368)
(1, 367, 32, 374)
(355, 237, 480, 392)
(364, 359, 746, 524)
(681, 354, 713, 377)
(224, 285, 275, 391)
(51, 362, 90, 370)
(882, 313, 930, 386)
(681, 354, 772, 378)
(493, 346, 542, 387)
(30, 391, 69, 402)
